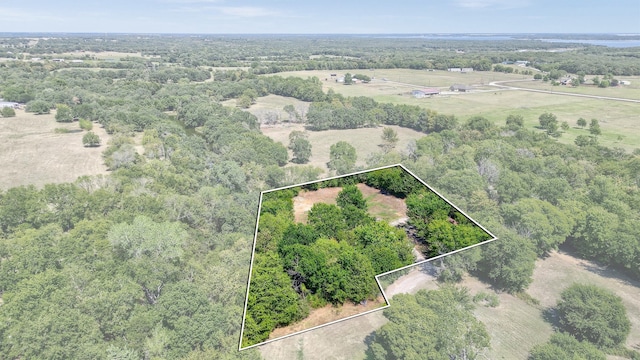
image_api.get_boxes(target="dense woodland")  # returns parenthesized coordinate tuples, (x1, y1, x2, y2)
(0, 35, 639, 359)
(243, 167, 491, 346)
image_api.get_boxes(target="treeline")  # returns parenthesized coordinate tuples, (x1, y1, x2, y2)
(306, 95, 458, 133)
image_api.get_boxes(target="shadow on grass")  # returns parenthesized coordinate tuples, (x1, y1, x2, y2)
(541, 306, 560, 331)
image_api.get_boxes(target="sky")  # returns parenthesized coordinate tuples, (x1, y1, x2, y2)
(0, 0, 638, 34)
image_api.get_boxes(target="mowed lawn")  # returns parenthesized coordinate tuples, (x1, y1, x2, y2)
(267, 69, 640, 152)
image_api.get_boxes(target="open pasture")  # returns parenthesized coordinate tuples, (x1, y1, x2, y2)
(260, 123, 426, 175)
(268, 69, 640, 152)
(0, 110, 110, 190)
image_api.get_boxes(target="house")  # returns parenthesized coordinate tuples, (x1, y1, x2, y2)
(515, 60, 530, 66)
(412, 88, 440, 98)
(449, 84, 474, 92)
(461, 67, 474, 72)
(560, 78, 572, 85)
(620, 80, 631, 85)
(71, 59, 84, 63)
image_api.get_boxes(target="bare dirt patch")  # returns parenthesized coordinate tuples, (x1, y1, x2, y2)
(292, 183, 408, 224)
(269, 296, 386, 341)
(0, 110, 110, 190)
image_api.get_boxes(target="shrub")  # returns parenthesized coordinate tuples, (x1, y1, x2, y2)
(82, 131, 101, 147)
(1, 107, 16, 117)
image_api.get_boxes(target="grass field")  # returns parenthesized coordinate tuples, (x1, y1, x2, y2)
(265, 69, 640, 152)
(0, 109, 110, 190)
(502, 76, 640, 100)
(261, 123, 426, 176)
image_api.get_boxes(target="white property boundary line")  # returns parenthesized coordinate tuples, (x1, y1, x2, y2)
(238, 163, 498, 351)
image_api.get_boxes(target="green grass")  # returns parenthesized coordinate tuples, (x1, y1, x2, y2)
(266, 69, 640, 152)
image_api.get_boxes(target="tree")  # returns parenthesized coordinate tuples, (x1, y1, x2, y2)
(529, 333, 606, 360)
(237, 95, 252, 108)
(589, 119, 601, 136)
(577, 117, 587, 128)
(25, 100, 51, 114)
(288, 130, 312, 164)
(476, 230, 536, 293)
(560, 121, 569, 131)
(505, 114, 524, 131)
(336, 184, 367, 210)
(343, 73, 353, 85)
(556, 284, 631, 348)
(328, 141, 357, 175)
(380, 127, 398, 152)
(538, 112, 558, 135)
(55, 104, 73, 122)
(534, 73, 543, 80)
(365, 287, 490, 360)
(82, 132, 101, 147)
(0, 106, 16, 117)
(575, 135, 597, 147)
(78, 118, 93, 131)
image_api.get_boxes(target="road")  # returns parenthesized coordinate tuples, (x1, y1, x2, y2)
(489, 79, 640, 103)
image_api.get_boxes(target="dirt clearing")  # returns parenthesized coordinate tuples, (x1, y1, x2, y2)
(0, 110, 110, 190)
(292, 183, 407, 224)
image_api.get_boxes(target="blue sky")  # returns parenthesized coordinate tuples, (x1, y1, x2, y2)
(0, 0, 638, 34)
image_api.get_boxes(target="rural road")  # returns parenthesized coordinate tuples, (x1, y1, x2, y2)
(489, 80, 640, 103)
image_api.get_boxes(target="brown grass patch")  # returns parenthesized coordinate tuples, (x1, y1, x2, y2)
(269, 296, 387, 341)
(292, 183, 407, 224)
(0, 109, 110, 190)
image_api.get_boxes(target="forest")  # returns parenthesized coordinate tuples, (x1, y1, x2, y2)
(242, 167, 492, 347)
(0, 34, 639, 359)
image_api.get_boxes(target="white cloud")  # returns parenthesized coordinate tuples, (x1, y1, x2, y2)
(216, 6, 280, 17)
(455, 0, 530, 9)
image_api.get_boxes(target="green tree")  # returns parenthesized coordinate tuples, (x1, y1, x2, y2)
(477, 230, 536, 293)
(577, 117, 587, 128)
(344, 73, 353, 85)
(556, 284, 631, 348)
(237, 95, 252, 108)
(529, 333, 606, 360)
(560, 121, 569, 131)
(82, 131, 101, 147)
(1, 106, 16, 117)
(336, 184, 367, 210)
(575, 134, 597, 147)
(25, 99, 51, 114)
(589, 118, 602, 136)
(55, 103, 73, 122)
(307, 203, 346, 239)
(288, 130, 312, 164)
(538, 112, 558, 135)
(505, 114, 524, 131)
(366, 287, 490, 360)
(380, 127, 398, 152)
(243, 251, 308, 347)
(328, 141, 357, 175)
